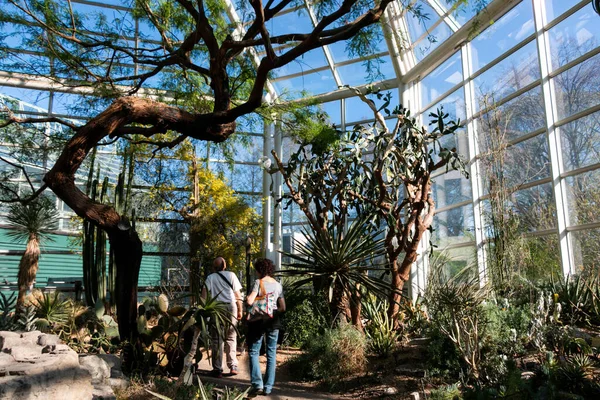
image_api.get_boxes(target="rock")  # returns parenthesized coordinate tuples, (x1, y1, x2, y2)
(78, 355, 119, 399)
(408, 337, 431, 346)
(79, 355, 111, 385)
(521, 371, 535, 380)
(383, 386, 398, 395)
(0, 331, 93, 400)
(409, 392, 420, 400)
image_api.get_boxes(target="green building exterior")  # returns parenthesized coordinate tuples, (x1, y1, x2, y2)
(0, 228, 162, 294)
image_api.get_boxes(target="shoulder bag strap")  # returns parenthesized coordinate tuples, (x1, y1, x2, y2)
(216, 271, 235, 290)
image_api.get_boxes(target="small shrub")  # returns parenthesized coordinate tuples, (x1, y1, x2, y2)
(429, 383, 462, 400)
(282, 290, 327, 347)
(286, 323, 367, 388)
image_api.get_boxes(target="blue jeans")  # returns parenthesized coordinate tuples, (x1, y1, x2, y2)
(248, 329, 279, 393)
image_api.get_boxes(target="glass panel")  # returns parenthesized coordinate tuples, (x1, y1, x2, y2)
(560, 110, 600, 172)
(275, 48, 329, 77)
(473, 41, 540, 109)
(553, 52, 600, 121)
(430, 246, 477, 280)
(480, 134, 551, 191)
(414, 21, 453, 62)
(571, 228, 600, 276)
(431, 128, 469, 164)
(327, 24, 386, 63)
(273, 70, 338, 99)
(406, 0, 442, 41)
(477, 85, 545, 146)
(548, 4, 600, 71)
(432, 204, 475, 247)
(267, 7, 313, 37)
(424, 88, 466, 122)
(421, 51, 462, 108)
(510, 182, 556, 232)
(471, 1, 535, 72)
(0, 87, 50, 111)
(432, 172, 471, 208)
(337, 56, 395, 86)
(319, 100, 342, 125)
(525, 235, 562, 280)
(565, 169, 600, 226)
(544, 0, 582, 23)
(345, 94, 379, 124)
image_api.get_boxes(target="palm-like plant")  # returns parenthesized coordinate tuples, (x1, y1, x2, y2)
(280, 217, 391, 326)
(178, 291, 237, 384)
(6, 196, 58, 311)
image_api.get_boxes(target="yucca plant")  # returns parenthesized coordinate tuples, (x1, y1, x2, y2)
(147, 376, 248, 399)
(6, 195, 59, 311)
(280, 217, 391, 326)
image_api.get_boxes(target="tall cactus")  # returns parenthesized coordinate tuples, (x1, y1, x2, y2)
(83, 148, 135, 309)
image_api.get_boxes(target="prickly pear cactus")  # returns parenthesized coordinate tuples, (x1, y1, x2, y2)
(157, 294, 169, 313)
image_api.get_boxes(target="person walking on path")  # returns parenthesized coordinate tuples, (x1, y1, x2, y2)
(246, 258, 286, 397)
(201, 257, 243, 377)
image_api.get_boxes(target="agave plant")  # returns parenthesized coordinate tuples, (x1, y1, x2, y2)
(280, 217, 391, 326)
(6, 195, 58, 310)
(30, 291, 71, 332)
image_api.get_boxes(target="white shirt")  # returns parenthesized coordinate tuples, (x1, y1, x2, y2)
(205, 271, 242, 306)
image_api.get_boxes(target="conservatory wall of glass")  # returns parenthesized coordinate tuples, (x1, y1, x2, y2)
(0, 0, 598, 296)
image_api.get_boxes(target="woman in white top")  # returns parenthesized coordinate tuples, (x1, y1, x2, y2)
(245, 258, 285, 397)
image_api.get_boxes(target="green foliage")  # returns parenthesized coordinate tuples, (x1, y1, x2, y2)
(16, 305, 39, 332)
(280, 217, 389, 324)
(551, 274, 600, 327)
(286, 323, 367, 388)
(0, 292, 16, 330)
(362, 295, 399, 357)
(281, 289, 328, 348)
(146, 376, 248, 400)
(6, 195, 58, 242)
(430, 383, 462, 400)
(30, 291, 70, 330)
(123, 290, 235, 378)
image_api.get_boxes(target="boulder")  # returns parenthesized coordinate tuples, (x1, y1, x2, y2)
(0, 331, 93, 400)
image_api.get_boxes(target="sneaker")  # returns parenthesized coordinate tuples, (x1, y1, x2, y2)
(262, 389, 271, 395)
(247, 387, 262, 398)
(209, 369, 223, 378)
(230, 366, 238, 375)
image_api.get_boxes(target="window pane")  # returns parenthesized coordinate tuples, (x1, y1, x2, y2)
(320, 101, 342, 125)
(424, 88, 466, 122)
(560, 110, 600, 171)
(432, 204, 475, 247)
(548, 4, 600, 71)
(553, 52, 600, 121)
(432, 173, 471, 208)
(565, 169, 600, 226)
(337, 56, 395, 86)
(414, 22, 453, 62)
(477, 86, 545, 146)
(510, 183, 556, 232)
(421, 51, 463, 108)
(471, 1, 535, 72)
(474, 41, 540, 109)
(544, 0, 581, 23)
(274, 48, 329, 77)
(571, 228, 600, 276)
(273, 70, 338, 99)
(430, 247, 477, 279)
(0, 87, 50, 111)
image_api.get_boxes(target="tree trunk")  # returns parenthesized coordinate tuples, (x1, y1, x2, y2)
(189, 227, 202, 304)
(329, 282, 349, 326)
(350, 284, 363, 331)
(108, 226, 143, 340)
(386, 257, 404, 327)
(16, 234, 40, 311)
